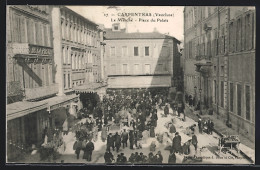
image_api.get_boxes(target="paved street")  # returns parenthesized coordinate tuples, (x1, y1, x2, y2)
(20, 105, 252, 164)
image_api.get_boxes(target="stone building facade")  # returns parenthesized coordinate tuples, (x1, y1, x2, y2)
(104, 23, 181, 89)
(53, 6, 104, 95)
(183, 6, 255, 139)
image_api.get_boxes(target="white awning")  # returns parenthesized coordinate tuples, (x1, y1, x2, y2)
(107, 75, 171, 88)
(6, 101, 48, 121)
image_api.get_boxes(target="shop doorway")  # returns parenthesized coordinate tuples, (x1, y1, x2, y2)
(79, 92, 100, 111)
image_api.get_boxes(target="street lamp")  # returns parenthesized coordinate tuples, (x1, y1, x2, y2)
(199, 88, 202, 115)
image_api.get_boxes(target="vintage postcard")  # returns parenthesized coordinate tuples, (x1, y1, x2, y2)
(6, 5, 255, 164)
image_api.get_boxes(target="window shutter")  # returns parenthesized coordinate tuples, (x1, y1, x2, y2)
(241, 15, 245, 51)
(248, 12, 253, 50)
(12, 14, 19, 42)
(20, 17, 26, 43)
(233, 20, 237, 52)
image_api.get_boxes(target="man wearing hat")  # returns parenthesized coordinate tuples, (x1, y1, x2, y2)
(107, 133, 115, 151)
(164, 103, 169, 116)
(114, 132, 121, 152)
(85, 139, 95, 162)
(117, 153, 127, 164)
(128, 153, 136, 164)
(172, 132, 182, 154)
(169, 123, 176, 134)
(155, 151, 163, 163)
(168, 149, 176, 164)
(104, 149, 114, 163)
(129, 130, 134, 149)
(191, 133, 198, 151)
(121, 129, 129, 149)
(134, 152, 141, 163)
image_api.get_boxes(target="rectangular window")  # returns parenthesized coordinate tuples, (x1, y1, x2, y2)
(71, 54, 74, 69)
(158, 64, 163, 72)
(144, 64, 151, 74)
(43, 25, 48, 46)
(236, 19, 242, 51)
(35, 22, 40, 44)
(245, 85, 250, 120)
(20, 17, 26, 43)
(134, 64, 140, 74)
(214, 80, 217, 104)
(123, 64, 128, 74)
(110, 47, 115, 56)
(245, 13, 253, 50)
(237, 84, 242, 116)
(111, 64, 116, 74)
(221, 81, 224, 107)
(61, 21, 65, 39)
(230, 83, 234, 112)
(64, 74, 66, 89)
(229, 22, 234, 52)
(12, 13, 21, 43)
(68, 74, 70, 88)
(27, 19, 33, 44)
(162, 46, 169, 57)
(221, 66, 224, 76)
(145, 46, 149, 56)
(134, 47, 139, 56)
(122, 46, 127, 57)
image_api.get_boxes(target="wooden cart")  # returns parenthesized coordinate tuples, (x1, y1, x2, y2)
(218, 135, 240, 154)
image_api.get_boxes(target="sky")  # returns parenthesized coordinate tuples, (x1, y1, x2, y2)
(67, 6, 184, 42)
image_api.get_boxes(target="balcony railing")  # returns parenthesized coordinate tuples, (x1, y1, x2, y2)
(10, 43, 53, 56)
(24, 83, 58, 100)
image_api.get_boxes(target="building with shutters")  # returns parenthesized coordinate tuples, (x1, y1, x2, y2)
(104, 23, 181, 89)
(183, 7, 255, 140)
(6, 5, 107, 161)
(6, 5, 77, 162)
(52, 6, 107, 108)
(53, 6, 105, 95)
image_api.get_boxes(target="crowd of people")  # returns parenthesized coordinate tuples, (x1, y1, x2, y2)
(72, 88, 169, 162)
(44, 87, 205, 164)
(104, 150, 172, 164)
(36, 87, 206, 164)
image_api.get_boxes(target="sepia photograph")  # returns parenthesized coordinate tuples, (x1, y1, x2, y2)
(6, 5, 255, 165)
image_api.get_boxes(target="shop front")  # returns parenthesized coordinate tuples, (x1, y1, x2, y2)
(46, 94, 79, 130)
(6, 101, 48, 162)
(74, 82, 107, 109)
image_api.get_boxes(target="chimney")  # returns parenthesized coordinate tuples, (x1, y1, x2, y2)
(153, 27, 158, 32)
